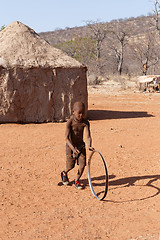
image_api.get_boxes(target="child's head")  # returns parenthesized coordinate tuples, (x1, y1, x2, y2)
(73, 102, 85, 122)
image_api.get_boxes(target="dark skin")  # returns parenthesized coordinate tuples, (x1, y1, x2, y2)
(65, 102, 94, 158)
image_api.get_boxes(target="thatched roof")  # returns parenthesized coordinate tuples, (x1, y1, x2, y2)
(0, 21, 83, 68)
(138, 75, 160, 84)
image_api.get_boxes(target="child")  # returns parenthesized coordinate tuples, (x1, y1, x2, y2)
(61, 101, 94, 189)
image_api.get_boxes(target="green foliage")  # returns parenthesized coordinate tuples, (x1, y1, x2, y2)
(55, 36, 96, 65)
(0, 25, 6, 31)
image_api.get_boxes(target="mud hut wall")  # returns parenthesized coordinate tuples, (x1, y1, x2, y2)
(53, 67, 88, 121)
(0, 66, 87, 123)
(0, 67, 55, 123)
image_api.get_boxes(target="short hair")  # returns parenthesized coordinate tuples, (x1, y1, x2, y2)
(73, 101, 85, 111)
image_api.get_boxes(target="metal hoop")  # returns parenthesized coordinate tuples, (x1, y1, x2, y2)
(88, 150, 109, 200)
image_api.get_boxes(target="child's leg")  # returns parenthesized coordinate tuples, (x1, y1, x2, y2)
(61, 144, 75, 184)
(75, 165, 85, 181)
(65, 144, 76, 173)
(75, 147, 86, 181)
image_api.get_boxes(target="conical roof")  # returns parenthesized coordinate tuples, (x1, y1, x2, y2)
(0, 21, 83, 68)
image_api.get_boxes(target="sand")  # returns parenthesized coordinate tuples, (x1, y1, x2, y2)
(0, 89, 160, 240)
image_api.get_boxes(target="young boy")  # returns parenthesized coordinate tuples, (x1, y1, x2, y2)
(61, 101, 94, 189)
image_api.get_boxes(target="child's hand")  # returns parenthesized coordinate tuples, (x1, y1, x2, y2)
(89, 147, 94, 151)
(73, 148, 80, 158)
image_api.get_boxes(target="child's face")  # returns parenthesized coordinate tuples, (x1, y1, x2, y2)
(73, 107, 85, 122)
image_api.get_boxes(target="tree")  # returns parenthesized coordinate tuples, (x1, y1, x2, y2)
(0, 25, 5, 31)
(153, 0, 160, 34)
(132, 32, 159, 75)
(86, 21, 108, 75)
(55, 35, 96, 66)
(107, 21, 131, 75)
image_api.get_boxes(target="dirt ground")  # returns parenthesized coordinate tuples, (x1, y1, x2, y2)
(0, 89, 160, 240)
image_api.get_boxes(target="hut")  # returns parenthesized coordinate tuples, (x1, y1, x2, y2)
(138, 75, 160, 92)
(0, 21, 88, 123)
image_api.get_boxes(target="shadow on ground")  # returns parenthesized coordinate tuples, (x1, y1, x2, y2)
(88, 110, 154, 120)
(91, 174, 160, 202)
(58, 174, 160, 202)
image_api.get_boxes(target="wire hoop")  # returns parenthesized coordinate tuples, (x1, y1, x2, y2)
(88, 150, 109, 200)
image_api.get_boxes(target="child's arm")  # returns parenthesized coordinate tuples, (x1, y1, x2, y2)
(65, 120, 80, 155)
(85, 121, 94, 151)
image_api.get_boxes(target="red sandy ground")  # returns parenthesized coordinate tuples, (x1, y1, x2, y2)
(0, 90, 160, 240)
